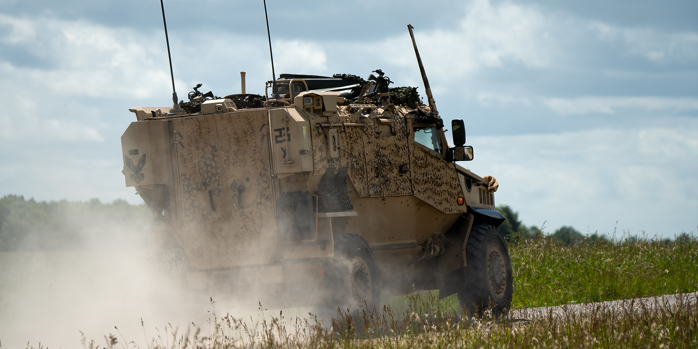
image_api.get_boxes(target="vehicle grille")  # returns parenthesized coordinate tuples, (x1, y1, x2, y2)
(479, 187, 494, 206)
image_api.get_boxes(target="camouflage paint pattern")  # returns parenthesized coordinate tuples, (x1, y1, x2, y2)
(170, 110, 277, 269)
(411, 145, 468, 214)
(122, 92, 494, 273)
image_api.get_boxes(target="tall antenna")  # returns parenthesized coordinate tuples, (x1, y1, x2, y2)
(407, 24, 438, 115)
(159, 0, 182, 112)
(263, 0, 279, 98)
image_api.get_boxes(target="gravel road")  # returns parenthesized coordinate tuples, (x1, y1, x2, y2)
(509, 292, 698, 320)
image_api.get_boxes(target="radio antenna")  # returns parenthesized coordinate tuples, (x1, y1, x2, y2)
(407, 24, 438, 115)
(263, 0, 280, 99)
(159, 0, 182, 113)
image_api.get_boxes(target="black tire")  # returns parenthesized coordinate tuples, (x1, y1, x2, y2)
(458, 224, 513, 317)
(324, 233, 380, 311)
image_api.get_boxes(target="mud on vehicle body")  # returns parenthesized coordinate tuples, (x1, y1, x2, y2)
(122, 77, 512, 315)
(122, 27, 512, 314)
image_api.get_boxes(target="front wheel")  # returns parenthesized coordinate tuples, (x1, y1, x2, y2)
(458, 224, 513, 316)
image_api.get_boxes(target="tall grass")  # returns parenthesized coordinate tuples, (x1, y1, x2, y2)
(72, 293, 697, 349)
(386, 234, 698, 313)
(509, 234, 698, 308)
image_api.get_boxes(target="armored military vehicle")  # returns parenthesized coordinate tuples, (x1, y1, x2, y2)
(121, 26, 512, 315)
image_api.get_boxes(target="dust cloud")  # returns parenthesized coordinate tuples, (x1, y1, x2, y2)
(0, 221, 294, 348)
(0, 248, 205, 347)
(0, 197, 396, 348)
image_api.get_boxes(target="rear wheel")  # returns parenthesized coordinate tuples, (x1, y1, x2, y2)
(324, 234, 380, 312)
(458, 224, 513, 317)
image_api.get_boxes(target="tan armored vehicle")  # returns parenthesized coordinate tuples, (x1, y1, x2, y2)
(121, 28, 512, 315)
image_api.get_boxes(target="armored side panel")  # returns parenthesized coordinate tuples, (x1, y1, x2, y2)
(411, 143, 467, 214)
(170, 109, 277, 269)
(359, 115, 413, 197)
(269, 108, 313, 174)
(122, 122, 171, 187)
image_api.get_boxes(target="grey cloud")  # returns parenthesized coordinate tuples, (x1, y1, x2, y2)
(505, 0, 698, 32)
(0, 0, 467, 41)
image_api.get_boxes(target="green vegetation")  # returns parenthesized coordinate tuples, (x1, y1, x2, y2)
(509, 234, 698, 308)
(493, 204, 698, 308)
(497, 205, 599, 245)
(385, 233, 698, 312)
(0, 195, 154, 251)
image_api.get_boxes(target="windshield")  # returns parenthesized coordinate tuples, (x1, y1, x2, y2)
(414, 127, 443, 154)
(267, 81, 307, 98)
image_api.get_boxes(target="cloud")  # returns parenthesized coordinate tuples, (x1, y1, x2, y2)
(590, 22, 698, 63)
(542, 97, 698, 115)
(0, 14, 176, 100)
(474, 93, 698, 117)
(405, 0, 554, 78)
(0, 13, 36, 44)
(477, 92, 533, 107)
(275, 40, 328, 74)
(316, 0, 555, 87)
(0, 79, 106, 143)
(469, 125, 698, 236)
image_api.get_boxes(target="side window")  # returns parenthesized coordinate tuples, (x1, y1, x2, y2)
(414, 127, 443, 154)
(276, 83, 289, 95)
(291, 81, 307, 94)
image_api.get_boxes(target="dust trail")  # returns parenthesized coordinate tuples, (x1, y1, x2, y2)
(0, 245, 295, 348)
(0, 235, 340, 348)
(0, 250, 183, 347)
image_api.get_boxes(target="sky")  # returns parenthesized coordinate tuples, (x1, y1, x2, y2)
(0, 0, 696, 238)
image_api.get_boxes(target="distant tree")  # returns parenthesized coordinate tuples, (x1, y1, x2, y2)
(585, 232, 610, 245)
(0, 203, 11, 249)
(674, 232, 697, 244)
(553, 226, 584, 246)
(526, 225, 544, 239)
(0, 195, 155, 251)
(496, 205, 533, 241)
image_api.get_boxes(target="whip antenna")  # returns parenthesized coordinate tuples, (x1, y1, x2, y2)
(159, 0, 182, 112)
(407, 24, 438, 115)
(263, 0, 279, 99)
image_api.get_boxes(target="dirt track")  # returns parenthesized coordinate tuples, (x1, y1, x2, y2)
(509, 292, 698, 320)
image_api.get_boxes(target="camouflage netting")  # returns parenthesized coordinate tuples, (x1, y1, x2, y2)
(333, 70, 423, 109)
(227, 94, 266, 109)
(389, 86, 421, 109)
(332, 73, 368, 102)
(332, 73, 367, 86)
(414, 108, 444, 128)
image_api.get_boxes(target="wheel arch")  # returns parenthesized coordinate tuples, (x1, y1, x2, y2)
(470, 207, 506, 228)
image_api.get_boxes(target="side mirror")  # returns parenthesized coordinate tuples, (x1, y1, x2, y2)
(452, 119, 466, 147)
(446, 146, 474, 162)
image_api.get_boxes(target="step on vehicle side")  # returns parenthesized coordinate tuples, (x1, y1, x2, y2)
(121, 28, 512, 315)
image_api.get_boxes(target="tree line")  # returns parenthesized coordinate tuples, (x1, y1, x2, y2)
(0, 194, 154, 251)
(496, 205, 694, 245)
(496, 205, 607, 245)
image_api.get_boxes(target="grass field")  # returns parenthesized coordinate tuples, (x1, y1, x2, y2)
(509, 234, 698, 308)
(6, 235, 698, 348)
(386, 234, 698, 313)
